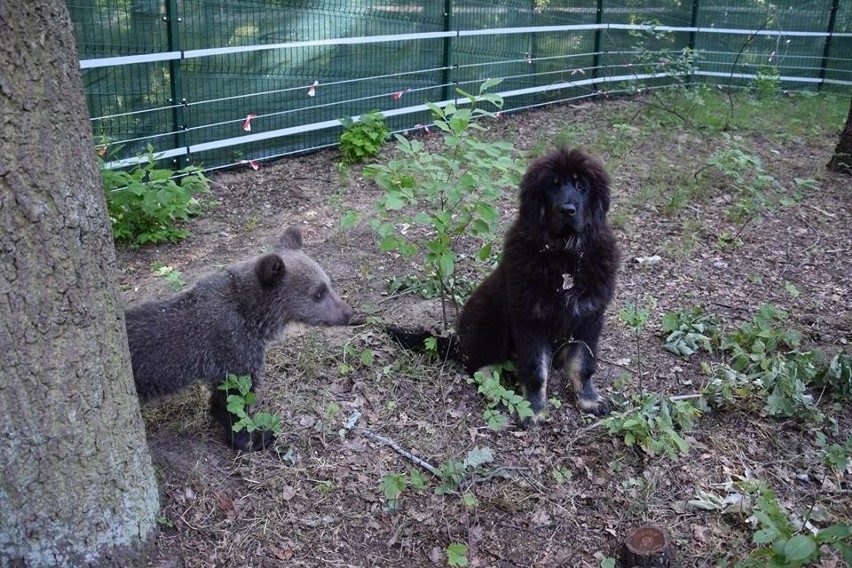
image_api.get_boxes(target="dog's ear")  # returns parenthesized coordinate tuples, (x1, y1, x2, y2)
(517, 154, 551, 239)
(577, 150, 611, 221)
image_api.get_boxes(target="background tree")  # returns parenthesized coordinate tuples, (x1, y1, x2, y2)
(0, 2, 160, 566)
(827, 98, 852, 174)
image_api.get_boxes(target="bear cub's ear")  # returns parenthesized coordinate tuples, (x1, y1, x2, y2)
(278, 227, 303, 251)
(256, 254, 286, 287)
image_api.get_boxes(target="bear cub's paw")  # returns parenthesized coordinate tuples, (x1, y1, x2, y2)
(231, 429, 277, 452)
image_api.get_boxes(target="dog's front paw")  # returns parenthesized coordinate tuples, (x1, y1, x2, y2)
(576, 393, 610, 417)
(519, 411, 547, 430)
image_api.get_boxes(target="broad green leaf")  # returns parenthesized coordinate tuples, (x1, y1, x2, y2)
(446, 543, 469, 567)
(782, 534, 817, 561)
(464, 446, 494, 468)
(340, 210, 360, 228)
(380, 474, 406, 500)
(381, 192, 406, 211)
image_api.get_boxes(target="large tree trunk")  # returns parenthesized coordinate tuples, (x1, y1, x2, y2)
(827, 97, 852, 174)
(0, 2, 160, 566)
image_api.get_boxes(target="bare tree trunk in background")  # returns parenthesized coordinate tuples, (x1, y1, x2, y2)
(0, 2, 159, 566)
(827, 98, 852, 174)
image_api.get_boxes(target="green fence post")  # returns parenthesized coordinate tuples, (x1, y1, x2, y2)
(818, 0, 840, 91)
(688, 0, 700, 86)
(165, 0, 187, 168)
(592, 0, 603, 80)
(442, 0, 455, 103)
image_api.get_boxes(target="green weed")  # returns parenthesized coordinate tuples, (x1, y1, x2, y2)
(216, 374, 282, 437)
(466, 364, 534, 430)
(446, 542, 469, 566)
(151, 263, 186, 290)
(727, 482, 851, 567)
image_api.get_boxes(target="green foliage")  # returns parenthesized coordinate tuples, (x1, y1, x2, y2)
(752, 66, 781, 100)
(435, 446, 495, 495)
(730, 482, 852, 567)
(707, 305, 822, 420)
(704, 135, 809, 222)
(551, 466, 573, 484)
(314, 402, 342, 440)
(151, 263, 186, 290)
(690, 304, 852, 423)
(377, 447, 495, 521)
(339, 344, 375, 376)
(661, 305, 719, 357)
(217, 374, 282, 436)
(156, 514, 174, 529)
(603, 391, 701, 459)
(720, 304, 800, 371)
(100, 144, 210, 246)
(619, 299, 651, 333)
(339, 111, 389, 164)
(811, 352, 852, 399)
(816, 432, 852, 474)
(364, 79, 524, 324)
(446, 542, 469, 567)
(380, 473, 406, 511)
(467, 364, 533, 430)
(626, 22, 707, 122)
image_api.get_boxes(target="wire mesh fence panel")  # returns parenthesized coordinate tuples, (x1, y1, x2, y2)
(695, 0, 840, 90)
(66, 0, 852, 172)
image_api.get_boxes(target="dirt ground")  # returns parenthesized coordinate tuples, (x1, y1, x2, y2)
(117, 94, 851, 567)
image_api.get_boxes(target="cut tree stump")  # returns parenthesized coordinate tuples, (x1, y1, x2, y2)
(619, 525, 676, 568)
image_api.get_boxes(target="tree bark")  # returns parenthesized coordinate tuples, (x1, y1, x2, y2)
(0, 2, 160, 566)
(827, 97, 852, 175)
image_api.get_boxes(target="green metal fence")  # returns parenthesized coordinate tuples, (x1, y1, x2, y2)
(66, 0, 852, 172)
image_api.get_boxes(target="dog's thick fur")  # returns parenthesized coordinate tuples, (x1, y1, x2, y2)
(391, 147, 620, 422)
(126, 228, 353, 451)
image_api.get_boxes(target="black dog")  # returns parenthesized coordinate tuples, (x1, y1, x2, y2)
(390, 148, 620, 423)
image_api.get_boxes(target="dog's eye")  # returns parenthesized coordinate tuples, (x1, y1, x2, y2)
(552, 177, 560, 188)
(576, 179, 588, 193)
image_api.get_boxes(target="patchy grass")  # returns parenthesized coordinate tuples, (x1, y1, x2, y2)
(120, 89, 852, 568)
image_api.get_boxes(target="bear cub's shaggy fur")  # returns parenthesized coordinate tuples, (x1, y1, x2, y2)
(125, 227, 352, 451)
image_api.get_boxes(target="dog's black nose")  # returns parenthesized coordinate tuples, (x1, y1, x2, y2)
(560, 203, 577, 216)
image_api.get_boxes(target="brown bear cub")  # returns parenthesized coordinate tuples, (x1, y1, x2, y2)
(125, 227, 353, 451)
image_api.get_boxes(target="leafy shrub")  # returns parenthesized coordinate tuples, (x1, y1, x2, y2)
(100, 144, 210, 246)
(603, 391, 701, 459)
(339, 110, 389, 164)
(661, 305, 719, 357)
(363, 79, 524, 325)
(720, 303, 800, 371)
(812, 352, 852, 399)
(691, 304, 847, 422)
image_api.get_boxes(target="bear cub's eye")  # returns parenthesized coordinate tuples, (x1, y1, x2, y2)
(313, 285, 327, 302)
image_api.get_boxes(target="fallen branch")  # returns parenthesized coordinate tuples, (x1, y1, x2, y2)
(358, 427, 441, 477)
